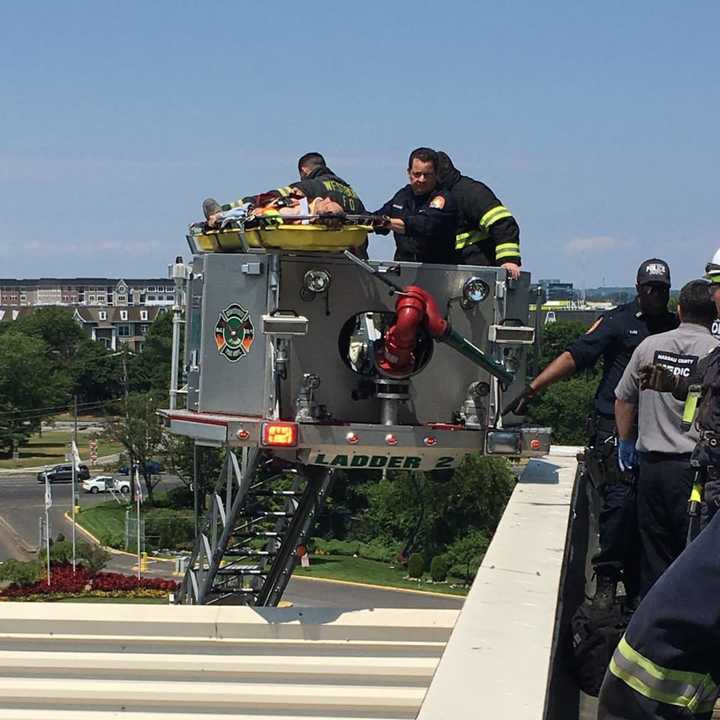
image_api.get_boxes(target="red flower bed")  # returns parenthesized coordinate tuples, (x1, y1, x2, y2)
(1, 563, 178, 599)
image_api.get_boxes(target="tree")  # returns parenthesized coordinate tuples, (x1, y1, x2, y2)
(105, 393, 163, 502)
(0, 331, 70, 456)
(129, 312, 173, 397)
(12, 307, 85, 362)
(70, 339, 122, 405)
(526, 319, 601, 444)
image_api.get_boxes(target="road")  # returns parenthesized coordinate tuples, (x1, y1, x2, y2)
(0, 472, 183, 555)
(0, 473, 466, 609)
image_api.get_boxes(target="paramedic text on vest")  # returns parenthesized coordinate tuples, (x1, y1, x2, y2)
(504, 259, 678, 607)
(436, 151, 521, 280)
(373, 147, 457, 265)
(614, 279, 718, 599)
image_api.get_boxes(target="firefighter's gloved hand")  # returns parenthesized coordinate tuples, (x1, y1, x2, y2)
(639, 363, 677, 393)
(502, 385, 536, 416)
(617, 438, 638, 472)
(370, 214, 391, 230)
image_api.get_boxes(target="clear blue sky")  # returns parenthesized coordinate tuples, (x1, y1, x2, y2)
(1, 1, 718, 288)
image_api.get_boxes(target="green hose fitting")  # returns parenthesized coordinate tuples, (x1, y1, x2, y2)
(440, 327, 515, 386)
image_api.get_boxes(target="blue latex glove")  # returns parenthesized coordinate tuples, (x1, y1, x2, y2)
(618, 438, 638, 472)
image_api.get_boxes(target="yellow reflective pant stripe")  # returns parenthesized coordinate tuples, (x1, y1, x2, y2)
(480, 205, 513, 228)
(496, 242, 520, 260)
(277, 186, 293, 197)
(609, 635, 719, 713)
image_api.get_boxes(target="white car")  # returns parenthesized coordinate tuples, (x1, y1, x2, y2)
(82, 476, 130, 495)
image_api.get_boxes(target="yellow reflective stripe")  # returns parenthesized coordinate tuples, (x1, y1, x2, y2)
(455, 229, 488, 250)
(707, 272, 720, 283)
(277, 186, 293, 197)
(480, 205, 512, 228)
(609, 636, 719, 712)
(496, 242, 520, 260)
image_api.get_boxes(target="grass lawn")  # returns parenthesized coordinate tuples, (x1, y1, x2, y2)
(77, 501, 469, 596)
(293, 555, 468, 597)
(0, 430, 124, 470)
(76, 501, 127, 545)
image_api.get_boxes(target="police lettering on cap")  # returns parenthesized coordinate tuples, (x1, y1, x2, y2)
(637, 258, 671, 287)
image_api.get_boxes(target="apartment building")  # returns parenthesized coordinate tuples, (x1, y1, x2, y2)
(73, 306, 162, 352)
(0, 278, 176, 308)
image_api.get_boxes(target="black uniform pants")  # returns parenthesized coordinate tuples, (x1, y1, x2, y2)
(586, 417, 640, 594)
(636, 452, 693, 599)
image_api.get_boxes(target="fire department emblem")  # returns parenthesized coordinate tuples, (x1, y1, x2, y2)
(215, 303, 255, 362)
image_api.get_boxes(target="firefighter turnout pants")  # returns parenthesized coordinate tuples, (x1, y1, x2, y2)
(598, 510, 720, 719)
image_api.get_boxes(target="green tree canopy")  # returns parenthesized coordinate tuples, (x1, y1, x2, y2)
(0, 331, 70, 455)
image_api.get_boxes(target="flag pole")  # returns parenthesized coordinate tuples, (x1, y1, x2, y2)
(135, 467, 141, 580)
(71, 441, 78, 573)
(44, 474, 52, 587)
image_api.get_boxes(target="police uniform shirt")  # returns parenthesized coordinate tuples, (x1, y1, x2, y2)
(566, 300, 679, 418)
(615, 323, 719, 454)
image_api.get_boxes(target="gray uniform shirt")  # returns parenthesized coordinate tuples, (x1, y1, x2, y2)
(615, 323, 719, 454)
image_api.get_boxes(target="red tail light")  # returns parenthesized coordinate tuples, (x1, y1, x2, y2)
(261, 421, 298, 447)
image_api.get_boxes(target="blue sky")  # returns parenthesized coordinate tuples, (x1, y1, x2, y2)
(1, 1, 718, 288)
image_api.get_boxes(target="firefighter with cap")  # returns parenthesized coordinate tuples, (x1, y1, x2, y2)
(373, 147, 457, 264)
(504, 259, 679, 607)
(436, 151, 522, 279)
(598, 509, 720, 720)
(614, 279, 718, 599)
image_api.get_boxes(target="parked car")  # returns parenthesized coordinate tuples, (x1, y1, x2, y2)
(36, 464, 91, 484)
(118, 460, 162, 476)
(82, 475, 130, 494)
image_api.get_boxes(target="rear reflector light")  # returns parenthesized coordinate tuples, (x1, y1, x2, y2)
(261, 422, 298, 447)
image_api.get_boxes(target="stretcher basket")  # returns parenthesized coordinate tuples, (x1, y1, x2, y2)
(190, 224, 370, 253)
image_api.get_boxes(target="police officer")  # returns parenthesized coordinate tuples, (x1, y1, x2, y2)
(505, 259, 679, 606)
(436, 151, 522, 279)
(614, 280, 718, 598)
(598, 509, 720, 720)
(373, 147, 457, 264)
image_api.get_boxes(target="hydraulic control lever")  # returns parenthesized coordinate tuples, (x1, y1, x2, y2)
(343, 251, 514, 385)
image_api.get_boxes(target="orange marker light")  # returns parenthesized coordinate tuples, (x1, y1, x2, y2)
(261, 422, 298, 447)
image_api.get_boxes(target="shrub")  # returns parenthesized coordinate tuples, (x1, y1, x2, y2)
(144, 509, 194, 549)
(407, 553, 424, 579)
(445, 530, 489, 583)
(79, 543, 111, 574)
(430, 555, 450, 582)
(166, 485, 194, 509)
(0, 560, 43, 585)
(40, 541, 111, 574)
(311, 537, 397, 562)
